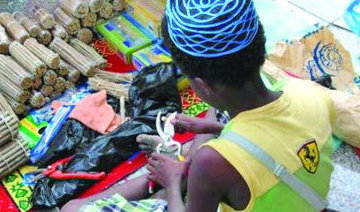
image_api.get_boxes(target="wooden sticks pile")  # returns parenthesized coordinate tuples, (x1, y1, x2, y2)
(50, 37, 96, 77)
(95, 69, 134, 83)
(0, 25, 10, 54)
(0, 136, 29, 179)
(70, 38, 106, 67)
(13, 12, 41, 38)
(0, 55, 33, 89)
(54, 7, 81, 35)
(24, 38, 60, 69)
(0, 111, 19, 146)
(0, 12, 30, 43)
(88, 77, 129, 99)
(9, 41, 47, 77)
(59, 0, 90, 18)
(34, 8, 55, 29)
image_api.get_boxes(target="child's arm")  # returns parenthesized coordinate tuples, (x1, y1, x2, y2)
(171, 113, 225, 135)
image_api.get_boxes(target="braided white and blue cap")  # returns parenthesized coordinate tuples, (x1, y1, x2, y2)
(166, 0, 259, 58)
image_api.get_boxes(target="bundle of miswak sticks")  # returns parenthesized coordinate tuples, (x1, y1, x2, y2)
(54, 7, 81, 35)
(2, 93, 27, 115)
(0, 75, 30, 104)
(33, 7, 55, 29)
(88, 77, 129, 99)
(0, 93, 17, 117)
(13, 12, 41, 38)
(9, 41, 47, 77)
(59, 0, 90, 19)
(0, 55, 33, 89)
(70, 38, 106, 68)
(0, 12, 29, 43)
(50, 37, 97, 77)
(0, 25, 10, 54)
(0, 110, 19, 146)
(0, 136, 30, 179)
(24, 38, 60, 69)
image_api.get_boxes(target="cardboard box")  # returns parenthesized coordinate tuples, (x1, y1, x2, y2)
(124, 0, 166, 37)
(96, 14, 152, 64)
(132, 44, 172, 70)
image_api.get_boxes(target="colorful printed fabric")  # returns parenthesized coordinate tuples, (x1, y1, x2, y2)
(1, 166, 38, 212)
(180, 87, 203, 110)
(80, 194, 167, 212)
(92, 39, 135, 73)
(180, 86, 210, 116)
(183, 102, 210, 117)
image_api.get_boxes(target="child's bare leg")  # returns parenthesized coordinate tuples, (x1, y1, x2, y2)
(61, 175, 149, 212)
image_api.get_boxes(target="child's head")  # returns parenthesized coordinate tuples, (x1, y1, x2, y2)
(162, 0, 266, 109)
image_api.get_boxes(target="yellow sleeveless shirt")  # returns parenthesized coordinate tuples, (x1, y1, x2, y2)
(204, 79, 335, 212)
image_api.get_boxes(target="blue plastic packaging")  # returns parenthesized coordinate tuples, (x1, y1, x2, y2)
(30, 105, 75, 164)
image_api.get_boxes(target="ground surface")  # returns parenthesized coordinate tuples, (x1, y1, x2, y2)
(1, 0, 360, 211)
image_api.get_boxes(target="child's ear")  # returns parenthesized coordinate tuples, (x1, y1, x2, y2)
(193, 77, 213, 98)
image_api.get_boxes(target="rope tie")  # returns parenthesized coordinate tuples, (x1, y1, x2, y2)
(0, 154, 11, 172)
(15, 137, 28, 157)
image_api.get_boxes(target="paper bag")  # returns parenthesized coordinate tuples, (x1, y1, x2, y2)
(268, 27, 360, 95)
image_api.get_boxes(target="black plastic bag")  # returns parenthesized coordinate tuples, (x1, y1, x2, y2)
(32, 63, 182, 209)
(36, 96, 121, 167)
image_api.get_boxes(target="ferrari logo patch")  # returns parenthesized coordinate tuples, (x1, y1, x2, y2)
(297, 140, 320, 174)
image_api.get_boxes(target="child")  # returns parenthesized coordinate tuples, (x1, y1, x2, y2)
(63, 0, 334, 211)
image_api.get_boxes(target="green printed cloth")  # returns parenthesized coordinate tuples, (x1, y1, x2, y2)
(183, 102, 210, 117)
(80, 194, 167, 212)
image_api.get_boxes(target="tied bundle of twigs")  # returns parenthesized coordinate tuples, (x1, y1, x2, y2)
(59, 0, 90, 18)
(54, 7, 81, 35)
(111, 0, 124, 12)
(0, 55, 33, 89)
(52, 22, 69, 41)
(55, 77, 66, 93)
(33, 77, 42, 89)
(70, 38, 106, 67)
(0, 13, 30, 43)
(65, 81, 75, 89)
(9, 41, 47, 77)
(51, 91, 62, 100)
(24, 38, 60, 69)
(50, 37, 96, 77)
(13, 12, 40, 38)
(0, 93, 15, 114)
(0, 136, 29, 179)
(0, 25, 10, 54)
(2, 93, 26, 115)
(0, 110, 19, 146)
(66, 65, 81, 83)
(40, 84, 54, 97)
(99, 2, 113, 19)
(88, 77, 129, 99)
(88, 0, 105, 13)
(43, 69, 57, 85)
(38, 29, 52, 45)
(0, 76, 30, 103)
(29, 90, 45, 108)
(95, 69, 134, 83)
(58, 60, 70, 76)
(76, 28, 93, 44)
(34, 8, 55, 29)
(81, 12, 97, 27)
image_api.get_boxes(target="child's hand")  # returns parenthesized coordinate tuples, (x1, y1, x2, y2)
(171, 113, 224, 134)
